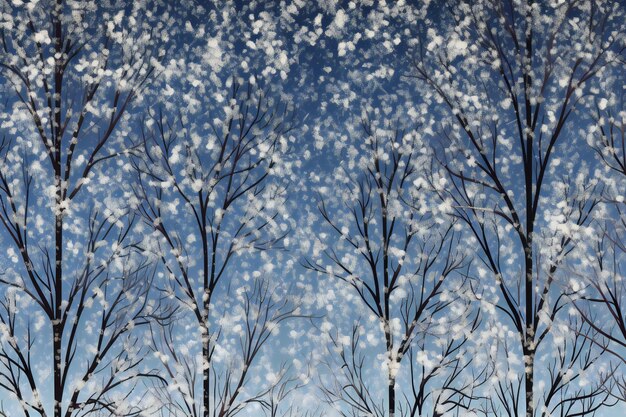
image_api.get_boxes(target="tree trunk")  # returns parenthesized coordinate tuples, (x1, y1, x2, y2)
(385, 321, 395, 417)
(54, 207, 63, 417)
(524, 341, 535, 417)
(202, 317, 210, 417)
(388, 376, 396, 417)
(53, 1, 64, 414)
(202, 226, 211, 417)
(524, 237, 534, 417)
(53, 321, 63, 417)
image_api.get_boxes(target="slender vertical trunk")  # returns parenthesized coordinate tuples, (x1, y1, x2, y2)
(54, 195, 63, 417)
(202, 222, 211, 417)
(524, 242, 534, 417)
(388, 375, 396, 417)
(202, 318, 210, 417)
(385, 321, 395, 417)
(383, 258, 394, 417)
(52, 2, 64, 415)
(380, 169, 393, 417)
(53, 321, 62, 417)
(523, 164, 535, 417)
(523, 341, 535, 417)
(523, 0, 535, 411)
(523, 195, 536, 417)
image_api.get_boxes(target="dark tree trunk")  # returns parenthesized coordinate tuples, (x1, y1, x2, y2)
(54, 199, 63, 417)
(203, 319, 210, 417)
(385, 324, 395, 417)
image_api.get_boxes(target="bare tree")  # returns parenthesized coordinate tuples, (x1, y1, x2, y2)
(411, 0, 625, 416)
(132, 75, 302, 417)
(573, 68, 626, 402)
(0, 1, 175, 415)
(147, 278, 305, 417)
(305, 116, 484, 417)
